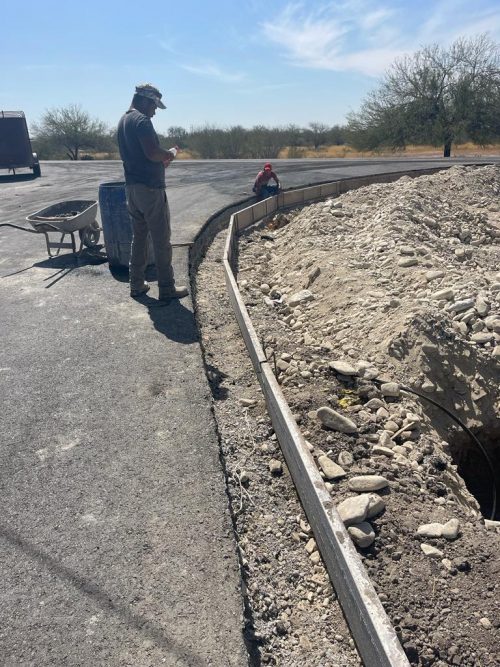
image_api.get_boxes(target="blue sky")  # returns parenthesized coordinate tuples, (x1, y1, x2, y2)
(2, 0, 500, 135)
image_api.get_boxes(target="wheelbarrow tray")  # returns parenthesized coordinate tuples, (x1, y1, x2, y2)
(26, 200, 98, 233)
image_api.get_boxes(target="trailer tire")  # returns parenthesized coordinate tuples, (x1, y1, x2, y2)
(32, 154, 41, 178)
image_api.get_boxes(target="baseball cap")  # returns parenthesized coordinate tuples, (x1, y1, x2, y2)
(264, 163, 272, 171)
(135, 83, 166, 109)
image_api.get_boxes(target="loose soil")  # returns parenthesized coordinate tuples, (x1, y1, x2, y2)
(194, 165, 500, 666)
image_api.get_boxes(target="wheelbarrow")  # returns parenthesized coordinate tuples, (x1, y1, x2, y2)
(0, 199, 100, 258)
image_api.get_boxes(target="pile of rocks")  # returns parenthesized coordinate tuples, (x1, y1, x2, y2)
(234, 165, 500, 665)
(240, 165, 500, 366)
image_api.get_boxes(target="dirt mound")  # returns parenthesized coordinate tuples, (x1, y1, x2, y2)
(233, 165, 500, 665)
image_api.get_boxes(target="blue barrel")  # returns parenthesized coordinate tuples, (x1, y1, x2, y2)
(98, 181, 154, 268)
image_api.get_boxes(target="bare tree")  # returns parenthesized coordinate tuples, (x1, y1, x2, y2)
(326, 124, 347, 146)
(243, 126, 281, 158)
(187, 125, 220, 158)
(166, 126, 188, 148)
(348, 34, 500, 157)
(32, 105, 108, 160)
(307, 122, 330, 149)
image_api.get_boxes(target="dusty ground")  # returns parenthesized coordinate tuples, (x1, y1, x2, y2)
(195, 165, 500, 666)
(195, 237, 362, 666)
(278, 143, 500, 160)
(89, 142, 500, 162)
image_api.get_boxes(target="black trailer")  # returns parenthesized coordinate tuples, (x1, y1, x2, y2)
(0, 110, 41, 177)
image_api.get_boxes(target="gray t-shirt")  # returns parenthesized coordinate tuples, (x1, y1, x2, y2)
(117, 109, 165, 188)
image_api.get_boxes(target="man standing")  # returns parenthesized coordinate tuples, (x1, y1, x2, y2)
(117, 83, 188, 300)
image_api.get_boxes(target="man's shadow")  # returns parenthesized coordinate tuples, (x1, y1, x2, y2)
(109, 267, 198, 344)
(136, 294, 199, 345)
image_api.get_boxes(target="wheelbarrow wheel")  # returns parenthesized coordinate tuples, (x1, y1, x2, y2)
(80, 221, 101, 248)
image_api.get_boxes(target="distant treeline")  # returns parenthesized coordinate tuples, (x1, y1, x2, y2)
(162, 123, 347, 158)
(31, 116, 347, 160)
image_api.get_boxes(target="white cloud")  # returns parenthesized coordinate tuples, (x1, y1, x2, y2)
(338, 48, 406, 77)
(181, 62, 245, 84)
(261, 1, 402, 76)
(261, 1, 500, 78)
(359, 8, 394, 32)
(417, 0, 500, 43)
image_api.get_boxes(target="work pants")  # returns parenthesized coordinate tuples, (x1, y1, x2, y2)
(126, 184, 175, 293)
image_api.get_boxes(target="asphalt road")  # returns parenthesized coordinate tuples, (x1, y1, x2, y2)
(0, 157, 497, 666)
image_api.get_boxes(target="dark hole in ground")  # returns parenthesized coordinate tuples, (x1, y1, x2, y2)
(448, 423, 500, 521)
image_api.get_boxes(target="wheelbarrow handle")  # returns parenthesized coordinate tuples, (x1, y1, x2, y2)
(0, 223, 40, 233)
(0, 221, 62, 233)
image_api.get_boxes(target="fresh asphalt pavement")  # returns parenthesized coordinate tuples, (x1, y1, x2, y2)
(0, 157, 497, 666)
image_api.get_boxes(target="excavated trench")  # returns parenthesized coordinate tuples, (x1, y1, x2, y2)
(400, 320, 500, 523)
(448, 423, 500, 520)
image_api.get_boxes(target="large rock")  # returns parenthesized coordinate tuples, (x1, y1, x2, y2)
(484, 315, 500, 331)
(365, 398, 385, 410)
(417, 518, 460, 540)
(398, 257, 418, 267)
(471, 332, 495, 344)
(426, 270, 445, 282)
(357, 363, 380, 380)
(417, 522, 443, 538)
(269, 459, 283, 475)
(329, 360, 358, 376)
(348, 521, 375, 548)
(338, 450, 354, 467)
(431, 288, 454, 301)
(372, 445, 395, 458)
(484, 519, 500, 531)
(378, 431, 395, 448)
(365, 493, 386, 519)
(288, 289, 314, 307)
(421, 543, 443, 558)
(441, 518, 460, 540)
(306, 266, 321, 288)
(348, 475, 389, 492)
(317, 455, 347, 480)
(316, 407, 358, 434)
(475, 296, 490, 316)
(448, 298, 475, 313)
(380, 382, 400, 398)
(337, 495, 370, 526)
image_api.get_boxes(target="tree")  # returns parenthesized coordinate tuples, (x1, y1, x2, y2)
(218, 125, 248, 158)
(307, 122, 330, 149)
(166, 126, 188, 148)
(246, 126, 285, 158)
(187, 124, 220, 158)
(32, 105, 108, 160)
(326, 124, 347, 146)
(347, 34, 500, 157)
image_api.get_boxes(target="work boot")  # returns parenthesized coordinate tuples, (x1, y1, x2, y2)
(130, 282, 150, 298)
(158, 285, 189, 301)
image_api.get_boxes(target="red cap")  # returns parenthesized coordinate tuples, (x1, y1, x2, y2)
(264, 163, 272, 171)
